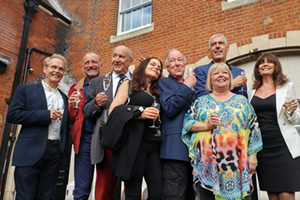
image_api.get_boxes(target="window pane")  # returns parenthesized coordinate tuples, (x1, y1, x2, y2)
(132, 8, 142, 29)
(121, 0, 130, 10)
(122, 12, 132, 32)
(143, 4, 152, 25)
(132, 0, 141, 7)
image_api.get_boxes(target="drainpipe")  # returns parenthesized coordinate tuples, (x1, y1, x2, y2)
(0, 1, 38, 199)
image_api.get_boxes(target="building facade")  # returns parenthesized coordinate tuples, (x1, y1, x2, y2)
(0, 0, 300, 199)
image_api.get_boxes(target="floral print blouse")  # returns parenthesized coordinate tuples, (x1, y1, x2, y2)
(182, 94, 262, 200)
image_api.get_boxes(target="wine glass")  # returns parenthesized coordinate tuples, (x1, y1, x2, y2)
(213, 105, 222, 133)
(187, 67, 194, 75)
(149, 101, 160, 129)
(239, 71, 246, 92)
(74, 89, 81, 109)
(284, 96, 293, 117)
(103, 74, 111, 92)
(55, 99, 64, 124)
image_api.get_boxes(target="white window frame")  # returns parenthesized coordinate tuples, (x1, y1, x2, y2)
(222, 0, 258, 10)
(117, 0, 152, 36)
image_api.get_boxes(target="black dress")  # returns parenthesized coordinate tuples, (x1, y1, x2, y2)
(251, 94, 300, 192)
(125, 90, 162, 199)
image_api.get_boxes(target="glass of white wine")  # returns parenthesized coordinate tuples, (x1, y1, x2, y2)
(213, 105, 222, 133)
(284, 96, 293, 116)
(74, 89, 81, 109)
(55, 99, 64, 124)
(103, 74, 111, 92)
(239, 71, 246, 92)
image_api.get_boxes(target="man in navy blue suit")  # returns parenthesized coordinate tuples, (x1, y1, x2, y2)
(194, 33, 248, 98)
(6, 54, 69, 200)
(157, 49, 197, 200)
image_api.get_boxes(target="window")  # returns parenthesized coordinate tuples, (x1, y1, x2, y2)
(118, 0, 152, 35)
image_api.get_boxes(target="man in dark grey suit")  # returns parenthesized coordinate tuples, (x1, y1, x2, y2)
(83, 45, 132, 200)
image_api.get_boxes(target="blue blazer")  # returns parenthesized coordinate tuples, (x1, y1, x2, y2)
(158, 76, 196, 162)
(194, 61, 248, 98)
(6, 82, 68, 166)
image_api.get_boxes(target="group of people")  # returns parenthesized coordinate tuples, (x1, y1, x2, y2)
(6, 33, 300, 200)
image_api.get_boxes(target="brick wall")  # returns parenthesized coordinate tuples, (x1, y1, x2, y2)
(0, 0, 68, 142)
(63, 0, 300, 77)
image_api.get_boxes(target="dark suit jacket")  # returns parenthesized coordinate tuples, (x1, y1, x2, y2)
(157, 76, 196, 162)
(194, 61, 248, 98)
(6, 82, 68, 166)
(83, 73, 114, 165)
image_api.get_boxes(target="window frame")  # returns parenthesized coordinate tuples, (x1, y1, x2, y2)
(117, 0, 152, 36)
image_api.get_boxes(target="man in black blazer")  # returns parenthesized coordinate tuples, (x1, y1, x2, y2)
(6, 54, 69, 200)
(84, 45, 132, 200)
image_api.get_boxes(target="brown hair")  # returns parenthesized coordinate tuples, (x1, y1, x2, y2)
(132, 57, 163, 96)
(252, 53, 288, 89)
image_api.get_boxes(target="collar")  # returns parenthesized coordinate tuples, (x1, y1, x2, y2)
(74, 77, 86, 90)
(112, 71, 131, 80)
(42, 80, 59, 92)
(211, 60, 232, 70)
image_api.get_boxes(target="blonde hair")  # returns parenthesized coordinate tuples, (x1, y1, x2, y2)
(206, 62, 234, 91)
(44, 53, 67, 69)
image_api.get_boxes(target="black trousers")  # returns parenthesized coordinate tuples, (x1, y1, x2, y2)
(124, 141, 162, 200)
(14, 143, 62, 200)
(162, 159, 195, 200)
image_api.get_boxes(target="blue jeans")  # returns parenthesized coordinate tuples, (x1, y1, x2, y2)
(74, 133, 94, 200)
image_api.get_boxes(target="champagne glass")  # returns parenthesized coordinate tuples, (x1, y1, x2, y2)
(213, 105, 222, 133)
(187, 67, 194, 75)
(239, 71, 246, 92)
(55, 99, 64, 124)
(103, 74, 111, 92)
(149, 101, 160, 129)
(284, 96, 293, 116)
(74, 89, 81, 109)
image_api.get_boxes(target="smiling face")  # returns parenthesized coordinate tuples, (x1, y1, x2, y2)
(111, 45, 132, 75)
(166, 50, 186, 82)
(82, 53, 102, 81)
(43, 57, 65, 88)
(145, 58, 162, 81)
(206, 63, 234, 92)
(258, 57, 275, 77)
(209, 35, 229, 63)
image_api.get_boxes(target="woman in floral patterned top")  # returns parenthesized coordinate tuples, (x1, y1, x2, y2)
(182, 62, 263, 200)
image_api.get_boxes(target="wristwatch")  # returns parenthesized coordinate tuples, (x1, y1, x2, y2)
(138, 106, 144, 113)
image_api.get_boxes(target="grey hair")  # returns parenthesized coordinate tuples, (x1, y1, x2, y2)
(165, 49, 187, 67)
(82, 52, 102, 63)
(208, 34, 228, 48)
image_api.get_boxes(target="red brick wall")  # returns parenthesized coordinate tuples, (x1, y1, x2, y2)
(64, 0, 300, 77)
(0, 0, 68, 142)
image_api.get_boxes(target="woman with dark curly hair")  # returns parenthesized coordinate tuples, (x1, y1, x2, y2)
(250, 53, 300, 200)
(108, 57, 163, 200)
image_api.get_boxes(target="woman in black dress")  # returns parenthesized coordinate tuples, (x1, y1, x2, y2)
(109, 57, 163, 200)
(250, 53, 300, 200)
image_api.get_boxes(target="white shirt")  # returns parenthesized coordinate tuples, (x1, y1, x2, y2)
(42, 80, 64, 140)
(112, 71, 131, 97)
